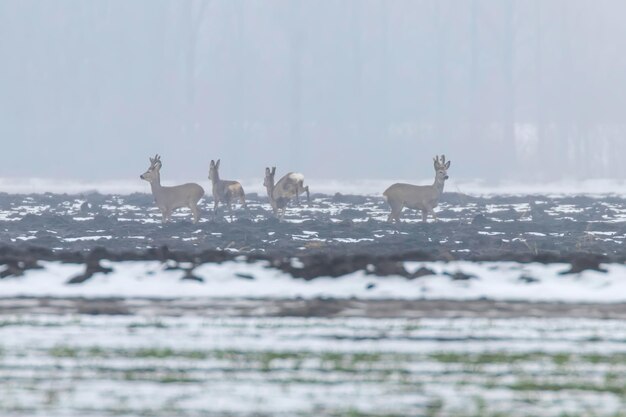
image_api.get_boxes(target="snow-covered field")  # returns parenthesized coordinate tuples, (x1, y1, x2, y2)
(1, 314, 626, 417)
(1, 184, 626, 417)
(0, 259, 624, 303)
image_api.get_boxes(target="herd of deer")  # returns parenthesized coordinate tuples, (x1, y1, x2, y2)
(140, 154, 451, 224)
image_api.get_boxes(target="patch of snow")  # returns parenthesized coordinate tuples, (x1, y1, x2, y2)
(63, 236, 112, 242)
(0, 260, 625, 303)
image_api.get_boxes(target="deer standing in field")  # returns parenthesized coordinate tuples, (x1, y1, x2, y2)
(140, 154, 205, 223)
(263, 167, 310, 219)
(383, 155, 451, 223)
(208, 159, 246, 219)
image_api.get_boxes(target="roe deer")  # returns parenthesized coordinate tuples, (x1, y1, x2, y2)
(383, 155, 451, 223)
(208, 159, 246, 219)
(263, 167, 310, 219)
(140, 154, 204, 223)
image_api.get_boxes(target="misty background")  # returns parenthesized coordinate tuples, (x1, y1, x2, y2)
(1, 0, 625, 185)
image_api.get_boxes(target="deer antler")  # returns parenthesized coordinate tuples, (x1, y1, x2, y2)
(150, 154, 162, 168)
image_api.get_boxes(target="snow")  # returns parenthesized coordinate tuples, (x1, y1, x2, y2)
(2, 314, 626, 417)
(63, 235, 113, 242)
(0, 260, 625, 303)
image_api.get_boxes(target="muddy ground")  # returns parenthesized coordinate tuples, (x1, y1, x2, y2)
(0, 192, 625, 259)
(0, 191, 621, 281)
(3, 296, 626, 319)
(0, 191, 623, 282)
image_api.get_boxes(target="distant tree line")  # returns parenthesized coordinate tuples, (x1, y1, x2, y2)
(0, 0, 624, 181)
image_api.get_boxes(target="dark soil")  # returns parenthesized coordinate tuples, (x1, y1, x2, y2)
(3, 296, 626, 319)
(0, 192, 624, 279)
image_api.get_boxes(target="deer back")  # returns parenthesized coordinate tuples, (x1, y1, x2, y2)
(158, 183, 205, 209)
(384, 183, 441, 210)
(273, 172, 304, 200)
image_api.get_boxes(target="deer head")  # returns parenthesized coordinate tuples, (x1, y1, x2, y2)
(140, 154, 162, 183)
(433, 154, 451, 182)
(263, 167, 276, 189)
(208, 159, 221, 181)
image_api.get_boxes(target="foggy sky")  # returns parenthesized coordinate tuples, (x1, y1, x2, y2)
(1, 0, 626, 183)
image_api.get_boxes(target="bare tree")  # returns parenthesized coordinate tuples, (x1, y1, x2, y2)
(182, 0, 210, 106)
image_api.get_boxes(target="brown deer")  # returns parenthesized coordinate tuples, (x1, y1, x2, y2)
(208, 159, 246, 219)
(263, 167, 310, 219)
(140, 154, 204, 223)
(383, 155, 451, 223)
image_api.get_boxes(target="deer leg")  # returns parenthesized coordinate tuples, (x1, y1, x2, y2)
(421, 210, 428, 223)
(240, 192, 247, 209)
(388, 210, 402, 223)
(387, 201, 402, 223)
(213, 200, 219, 216)
(394, 208, 403, 222)
(296, 182, 304, 205)
(304, 186, 310, 203)
(386, 204, 395, 223)
(159, 206, 172, 223)
(190, 203, 200, 224)
(223, 196, 232, 221)
(430, 209, 439, 222)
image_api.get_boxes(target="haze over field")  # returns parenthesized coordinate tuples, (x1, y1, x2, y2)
(1, 0, 626, 184)
(4, 4, 626, 416)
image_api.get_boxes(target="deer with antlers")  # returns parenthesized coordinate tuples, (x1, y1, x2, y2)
(208, 159, 247, 219)
(140, 154, 205, 223)
(263, 167, 310, 219)
(383, 155, 451, 223)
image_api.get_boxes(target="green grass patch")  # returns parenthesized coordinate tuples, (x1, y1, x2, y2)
(120, 370, 202, 384)
(127, 321, 168, 329)
(49, 346, 80, 358)
(335, 410, 404, 417)
(430, 352, 541, 365)
(552, 353, 571, 366)
(430, 351, 626, 367)
(48, 345, 208, 360)
(510, 380, 626, 395)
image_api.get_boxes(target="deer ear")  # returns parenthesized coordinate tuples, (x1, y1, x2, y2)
(265, 167, 270, 175)
(216, 159, 221, 169)
(445, 161, 451, 169)
(272, 167, 276, 175)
